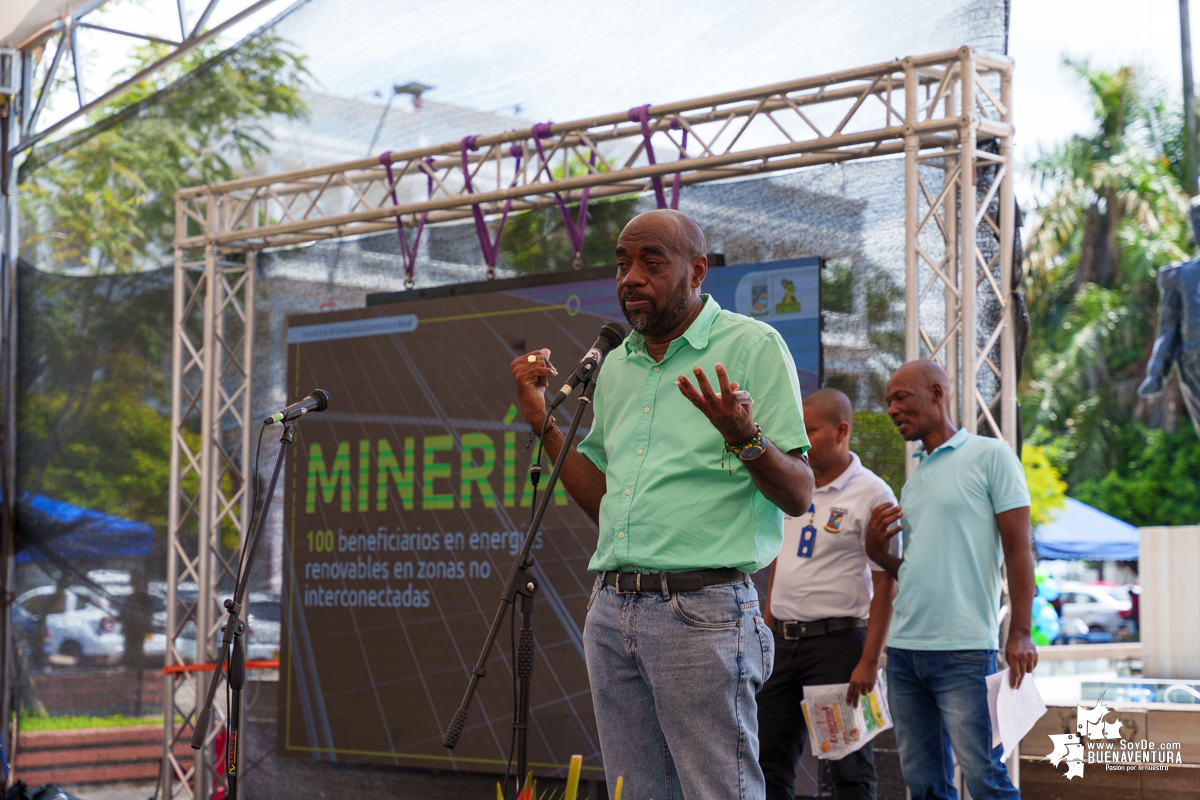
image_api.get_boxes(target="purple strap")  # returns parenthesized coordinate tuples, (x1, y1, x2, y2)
(460, 137, 523, 275)
(670, 121, 688, 211)
(532, 121, 595, 264)
(628, 104, 667, 209)
(628, 105, 688, 210)
(379, 151, 433, 288)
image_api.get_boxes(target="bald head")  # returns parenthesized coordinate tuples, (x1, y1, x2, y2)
(890, 360, 951, 395)
(886, 359, 955, 443)
(803, 388, 854, 429)
(620, 209, 706, 261)
(802, 388, 854, 478)
(615, 209, 708, 338)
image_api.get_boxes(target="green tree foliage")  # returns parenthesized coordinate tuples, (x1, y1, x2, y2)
(498, 154, 640, 274)
(500, 196, 640, 274)
(1068, 422, 1200, 526)
(849, 411, 905, 496)
(24, 36, 307, 272)
(1020, 445, 1067, 527)
(16, 37, 307, 542)
(820, 259, 904, 354)
(1022, 60, 1193, 488)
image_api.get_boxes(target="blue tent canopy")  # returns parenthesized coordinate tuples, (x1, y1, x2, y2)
(16, 493, 153, 562)
(1034, 497, 1139, 561)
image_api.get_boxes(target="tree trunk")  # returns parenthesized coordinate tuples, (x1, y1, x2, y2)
(1074, 204, 1101, 290)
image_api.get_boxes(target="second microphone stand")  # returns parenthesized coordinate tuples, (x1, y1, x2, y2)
(190, 422, 295, 800)
(442, 378, 597, 796)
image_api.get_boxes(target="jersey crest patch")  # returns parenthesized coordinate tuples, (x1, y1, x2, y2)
(824, 508, 848, 533)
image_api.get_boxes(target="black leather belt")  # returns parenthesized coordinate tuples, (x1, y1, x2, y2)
(602, 567, 744, 594)
(773, 617, 868, 640)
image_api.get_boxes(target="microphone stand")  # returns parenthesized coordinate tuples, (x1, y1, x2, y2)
(190, 422, 295, 800)
(442, 378, 597, 797)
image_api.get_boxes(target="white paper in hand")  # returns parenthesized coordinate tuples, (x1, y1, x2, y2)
(986, 668, 1048, 761)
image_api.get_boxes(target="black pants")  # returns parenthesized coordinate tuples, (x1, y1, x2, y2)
(757, 626, 876, 800)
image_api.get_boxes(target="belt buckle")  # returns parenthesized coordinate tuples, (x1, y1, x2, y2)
(783, 621, 807, 640)
(615, 573, 642, 594)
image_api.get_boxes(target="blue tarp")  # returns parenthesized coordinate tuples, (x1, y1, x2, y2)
(15, 493, 153, 562)
(1034, 497, 1140, 561)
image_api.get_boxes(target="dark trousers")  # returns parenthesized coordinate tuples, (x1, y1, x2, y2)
(757, 626, 876, 800)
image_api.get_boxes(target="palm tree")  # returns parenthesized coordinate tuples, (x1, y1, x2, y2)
(1021, 60, 1192, 483)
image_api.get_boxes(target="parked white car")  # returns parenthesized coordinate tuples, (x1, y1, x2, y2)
(15, 585, 124, 664)
(174, 592, 280, 663)
(1057, 582, 1134, 636)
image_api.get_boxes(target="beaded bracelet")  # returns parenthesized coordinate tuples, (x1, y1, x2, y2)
(721, 424, 763, 474)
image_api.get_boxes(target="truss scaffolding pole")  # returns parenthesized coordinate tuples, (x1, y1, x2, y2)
(903, 58, 921, 474)
(944, 91, 960, 427)
(998, 67, 1018, 451)
(958, 48, 978, 436)
(163, 242, 186, 800)
(195, 241, 218, 800)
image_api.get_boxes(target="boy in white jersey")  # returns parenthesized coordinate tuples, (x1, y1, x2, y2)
(757, 389, 900, 800)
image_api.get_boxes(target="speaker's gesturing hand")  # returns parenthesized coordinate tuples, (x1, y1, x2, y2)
(510, 349, 558, 431)
(676, 364, 757, 445)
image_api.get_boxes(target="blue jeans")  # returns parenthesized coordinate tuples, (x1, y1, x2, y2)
(583, 574, 773, 800)
(885, 648, 1019, 800)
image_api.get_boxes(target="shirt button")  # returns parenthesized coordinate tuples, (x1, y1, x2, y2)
(654, 367, 660, 372)
(644, 407, 651, 413)
(637, 449, 643, 455)
(618, 532, 626, 538)
(625, 489, 631, 495)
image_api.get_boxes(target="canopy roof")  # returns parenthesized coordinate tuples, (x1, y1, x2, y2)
(16, 493, 152, 562)
(1034, 497, 1140, 562)
(0, 0, 103, 49)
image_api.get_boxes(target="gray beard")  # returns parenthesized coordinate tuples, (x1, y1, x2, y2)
(623, 281, 693, 337)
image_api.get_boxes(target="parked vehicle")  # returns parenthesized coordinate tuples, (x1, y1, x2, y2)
(14, 585, 124, 665)
(175, 591, 281, 663)
(1057, 581, 1134, 636)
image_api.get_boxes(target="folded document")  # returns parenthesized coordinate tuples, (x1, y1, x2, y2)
(800, 676, 893, 760)
(987, 668, 1048, 761)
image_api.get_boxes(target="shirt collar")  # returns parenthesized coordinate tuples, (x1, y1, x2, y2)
(913, 427, 969, 459)
(814, 452, 861, 494)
(621, 294, 721, 359)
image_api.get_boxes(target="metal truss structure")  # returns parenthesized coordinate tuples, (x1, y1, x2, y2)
(162, 246, 256, 799)
(164, 46, 1016, 798)
(6, 0, 282, 156)
(0, 0, 285, 791)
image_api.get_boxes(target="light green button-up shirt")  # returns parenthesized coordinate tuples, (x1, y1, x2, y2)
(576, 295, 809, 574)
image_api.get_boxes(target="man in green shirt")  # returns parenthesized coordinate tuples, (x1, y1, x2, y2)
(508, 209, 813, 800)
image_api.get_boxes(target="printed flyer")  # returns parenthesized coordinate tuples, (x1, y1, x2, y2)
(801, 676, 893, 760)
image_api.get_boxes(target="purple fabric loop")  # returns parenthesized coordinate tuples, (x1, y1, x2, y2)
(460, 135, 523, 270)
(531, 121, 595, 262)
(379, 151, 434, 287)
(628, 104, 667, 209)
(670, 120, 688, 211)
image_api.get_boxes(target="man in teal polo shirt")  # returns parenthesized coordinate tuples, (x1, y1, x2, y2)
(865, 360, 1037, 800)
(509, 209, 813, 800)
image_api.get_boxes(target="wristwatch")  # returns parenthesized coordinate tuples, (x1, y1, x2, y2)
(726, 425, 766, 461)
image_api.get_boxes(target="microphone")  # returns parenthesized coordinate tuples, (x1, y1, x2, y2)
(547, 322, 626, 412)
(264, 389, 330, 425)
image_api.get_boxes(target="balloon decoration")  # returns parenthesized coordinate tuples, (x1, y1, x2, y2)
(1030, 578, 1063, 645)
(1039, 577, 1061, 602)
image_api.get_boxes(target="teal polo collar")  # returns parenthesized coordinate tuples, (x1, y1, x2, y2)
(913, 427, 969, 460)
(621, 294, 720, 360)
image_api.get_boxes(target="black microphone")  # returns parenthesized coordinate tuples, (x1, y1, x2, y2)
(547, 323, 626, 412)
(264, 389, 330, 425)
